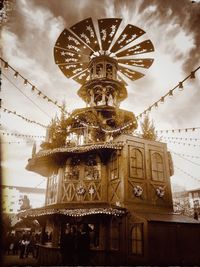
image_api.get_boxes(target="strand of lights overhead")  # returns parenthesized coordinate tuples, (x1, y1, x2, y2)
(0, 57, 70, 116)
(1, 107, 47, 128)
(1, 141, 35, 145)
(155, 127, 200, 134)
(171, 151, 200, 167)
(1, 131, 45, 139)
(160, 138, 200, 147)
(174, 165, 200, 183)
(159, 136, 200, 142)
(136, 66, 200, 119)
(170, 152, 200, 159)
(3, 73, 52, 119)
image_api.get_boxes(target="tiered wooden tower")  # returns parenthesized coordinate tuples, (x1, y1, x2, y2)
(21, 18, 200, 266)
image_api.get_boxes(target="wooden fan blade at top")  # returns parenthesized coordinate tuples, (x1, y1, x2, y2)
(118, 58, 154, 69)
(110, 24, 145, 54)
(70, 17, 100, 52)
(116, 40, 154, 57)
(98, 18, 122, 51)
(118, 66, 145, 81)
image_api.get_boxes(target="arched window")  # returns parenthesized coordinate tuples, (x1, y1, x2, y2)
(106, 63, 113, 79)
(96, 63, 104, 78)
(130, 148, 144, 179)
(110, 152, 118, 180)
(131, 224, 143, 255)
(151, 152, 164, 181)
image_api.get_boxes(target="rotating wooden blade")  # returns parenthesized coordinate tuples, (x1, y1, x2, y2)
(58, 63, 88, 79)
(70, 17, 100, 52)
(72, 70, 90, 84)
(54, 47, 90, 65)
(55, 28, 92, 56)
(98, 18, 122, 51)
(117, 74, 128, 86)
(119, 66, 145, 81)
(116, 40, 154, 57)
(110, 24, 145, 53)
(118, 58, 154, 69)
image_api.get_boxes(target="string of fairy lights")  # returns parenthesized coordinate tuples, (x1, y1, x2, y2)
(171, 151, 200, 167)
(171, 153, 200, 160)
(0, 57, 70, 115)
(1, 131, 45, 139)
(1, 107, 47, 128)
(174, 165, 200, 184)
(1, 141, 35, 145)
(159, 136, 200, 141)
(2, 73, 52, 119)
(135, 65, 200, 119)
(160, 138, 200, 147)
(155, 127, 200, 134)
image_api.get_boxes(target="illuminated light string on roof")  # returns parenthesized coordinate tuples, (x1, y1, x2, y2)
(160, 138, 200, 147)
(79, 120, 136, 133)
(136, 66, 200, 119)
(174, 165, 200, 183)
(35, 141, 125, 158)
(18, 207, 125, 219)
(0, 131, 45, 139)
(1, 107, 47, 128)
(171, 151, 200, 167)
(0, 57, 70, 116)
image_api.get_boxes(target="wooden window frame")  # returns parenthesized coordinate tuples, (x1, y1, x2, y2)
(130, 148, 144, 179)
(131, 223, 144, 256)
(110, 152, 118, 180)
(151, 152, 164, 181)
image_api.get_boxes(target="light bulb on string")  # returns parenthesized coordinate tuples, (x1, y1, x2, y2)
(4, 62, 8, 69)
(155, 102, 158, 109)
(24, 79, 28, 86)
(190, 71, 195, 79)
(160, 97, 164, 104)
(178, 82, 183, 91)
(169, 90, 173, 98)
(14, 72, 18, 78)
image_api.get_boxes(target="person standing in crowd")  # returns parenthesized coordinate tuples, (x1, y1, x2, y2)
(19, 235, 26, 259)
(60, 225, 75, 265)
(77, 223, 90, 265)
(19, 235, 30, 259)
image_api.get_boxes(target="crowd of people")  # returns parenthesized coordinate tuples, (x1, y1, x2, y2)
(5, 223, 98, 265)
(60, 223, 91, 265)
(5, 231, 40, 259)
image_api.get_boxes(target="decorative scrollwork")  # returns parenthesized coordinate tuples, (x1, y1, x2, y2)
(133, 185, 143, 197)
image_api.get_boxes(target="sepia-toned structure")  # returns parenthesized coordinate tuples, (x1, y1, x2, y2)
(20, 18, 200, 265)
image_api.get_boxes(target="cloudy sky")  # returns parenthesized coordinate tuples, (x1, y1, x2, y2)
(1, 0, 200, 191)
